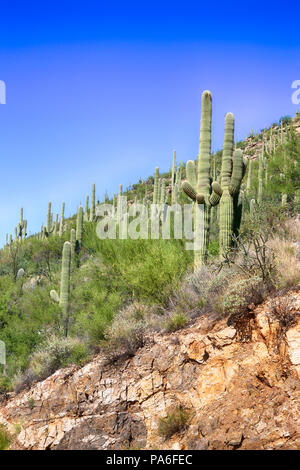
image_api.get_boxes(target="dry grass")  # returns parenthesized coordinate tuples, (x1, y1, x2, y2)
(269, 236, 300, 288)
(158, 406, 190, 439)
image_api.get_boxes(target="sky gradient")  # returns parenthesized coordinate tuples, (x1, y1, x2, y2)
(0, 1, 299, 242)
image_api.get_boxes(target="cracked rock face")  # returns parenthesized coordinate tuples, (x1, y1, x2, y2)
(1, 290, 300, 450)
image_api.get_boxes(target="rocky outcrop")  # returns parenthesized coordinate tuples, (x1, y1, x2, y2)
(1, 290, 300, 450)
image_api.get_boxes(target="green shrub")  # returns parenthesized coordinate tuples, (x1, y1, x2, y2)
(222, 275, 265, 316)
(28, 335, 89, 380)
(158, 406, 190, 439)
(165, 312, 188, 332)
(0, 425, 11, 450)
(103, 303, 146, 361)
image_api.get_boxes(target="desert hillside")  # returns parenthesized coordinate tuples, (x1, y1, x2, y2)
(1, 284, 300, 450)
(1, 94, 300, 450)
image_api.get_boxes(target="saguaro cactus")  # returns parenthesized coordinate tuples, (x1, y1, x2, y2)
(219, 113, 247, 256)
(90, 183, 96, 222)
(258, 143, 264, 205)
(76, 205, 83, 247)
(160, 179, 166, 204)
(46, 202, 54, 235)
(59, 202, 65, 237)
(84, 195, 89, 221)
(246, 159, 252, 195)
(50, 241, 71, 336)
(19, 208, 27, 240)
(182, 91, 222, 268)
(70, 228, 76, 259)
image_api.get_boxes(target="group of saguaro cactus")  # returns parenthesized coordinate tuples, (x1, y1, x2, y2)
(245, 119, 293, 209)
(182, 91, 247, 268)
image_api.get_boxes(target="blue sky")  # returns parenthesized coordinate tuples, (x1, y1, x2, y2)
(0, 1, 299, 242)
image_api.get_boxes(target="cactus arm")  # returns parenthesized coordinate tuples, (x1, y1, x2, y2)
(182, 181, 205, 203)
(229, 149, 244, 195)
(209, 181, 223, 206)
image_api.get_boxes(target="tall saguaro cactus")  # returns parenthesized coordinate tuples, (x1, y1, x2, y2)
(182, 91, 222, 268)
(90, 183, 96, 222)
(50, 241, 71, 336)
(76, 205, 83, 247)
(84, 195, 89, 221)
(219, 113, 246, 256)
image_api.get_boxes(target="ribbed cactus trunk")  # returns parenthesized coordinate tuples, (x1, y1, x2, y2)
(182, 91, 223, 268)
(219, 113, 235, 255)
(258, 144, 264, 205)
(84, 195, 89, 221)
(90, 184, 95, 222)
(76, 205, 83, 247)
(46, 202, 52, 234)
(219, 113, 246, 257)
(59, 202, 65, 237)
(160, 179, 166, 204)
(196, 91, 212, 265)
(70, 228, 76, 259)
(246, 159, 252, 195)
(60, 241, 71, 337)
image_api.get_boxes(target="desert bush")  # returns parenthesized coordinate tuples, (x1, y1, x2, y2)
(28, 335, 88, 381)
(222, 275, 267, 317)
(103, 303, 147, 361)
(268, 297, 299, 332)
(165, 312, 188, 332)
(12, 369, 37, 394)
(269, 237, 300, 288)
(158, 406, 190, 439)
(0, 375, 11, 394)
